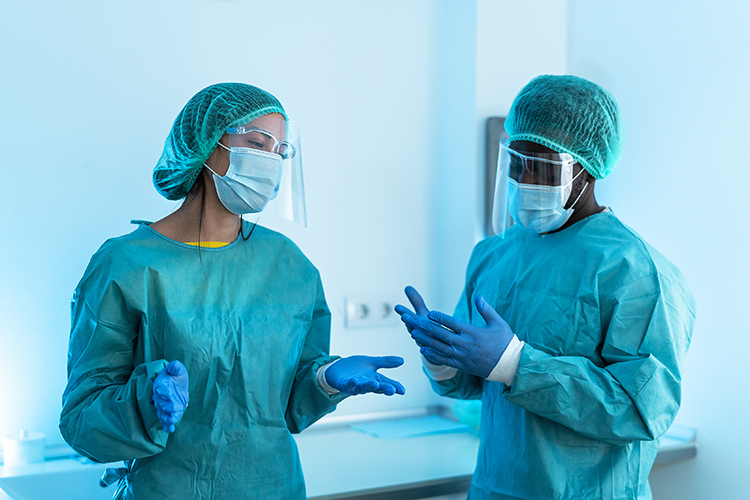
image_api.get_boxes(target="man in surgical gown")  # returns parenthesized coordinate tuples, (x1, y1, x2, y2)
(397, 75, 695, 500)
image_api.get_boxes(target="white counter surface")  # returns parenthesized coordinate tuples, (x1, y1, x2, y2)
(295, 416, 696, 500)
(0, 411, 697, 500)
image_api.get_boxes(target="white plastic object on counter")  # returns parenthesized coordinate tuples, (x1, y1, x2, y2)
(1, 431, 45, 466)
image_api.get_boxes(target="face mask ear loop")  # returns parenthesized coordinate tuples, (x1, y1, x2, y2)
(204, 163, 219, 177)
(205, 139, 233, 178)
(213, 142, 250, 234)
(568, 181, 589, 211)
(204, 142, 232, 178)
(204, 162, 245, 234)
(563, 165, 586, 189)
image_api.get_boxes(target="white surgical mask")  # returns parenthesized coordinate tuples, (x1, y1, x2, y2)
(508, 169, 587, 234)
(206, 144, 283, 215)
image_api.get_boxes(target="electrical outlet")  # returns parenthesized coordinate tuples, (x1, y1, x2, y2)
(344, 296, 401, 328)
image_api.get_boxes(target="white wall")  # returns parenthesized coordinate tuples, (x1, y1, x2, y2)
(567, 1, 750, 498)
(0, 0, 567, 457)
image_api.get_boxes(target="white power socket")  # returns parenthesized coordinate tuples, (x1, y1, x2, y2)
(344, 296, 402, 328)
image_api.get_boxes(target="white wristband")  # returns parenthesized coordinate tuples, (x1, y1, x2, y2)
(421, 355, 458, 381)
(316, 360, 341, 395)
(486, 336, 524, 385)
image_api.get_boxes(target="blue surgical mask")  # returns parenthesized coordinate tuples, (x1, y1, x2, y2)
(508, 169, 587, 234)
(206, 144, 283, 215)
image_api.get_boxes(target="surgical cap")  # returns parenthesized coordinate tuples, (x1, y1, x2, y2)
(153, 83, 287, 200)
(504, 75, 624, 179)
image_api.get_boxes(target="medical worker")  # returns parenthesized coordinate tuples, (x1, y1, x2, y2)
(60, 83, 405, 500)
(396, 75, 695, 500)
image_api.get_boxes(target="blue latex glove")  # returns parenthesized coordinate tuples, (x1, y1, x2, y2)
(394, 286, 432, 349)
(401, 295, 514, 379)
(152, 360, 190, 433)
(324, 356, 406, 396)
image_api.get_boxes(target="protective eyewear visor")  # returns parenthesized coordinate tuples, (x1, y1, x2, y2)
(504, 143, 576, 187)
(235, 123, 307, 227)
(492, 141, 578, 237)
(226, 125, 296, 160)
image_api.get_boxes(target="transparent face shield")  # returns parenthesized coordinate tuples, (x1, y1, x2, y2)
(492, 142, 580, 236)
(225, 121, 307, 227)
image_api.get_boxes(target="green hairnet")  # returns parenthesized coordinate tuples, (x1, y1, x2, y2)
(153, 83, 287, 200)
(504, 75, 624, 179)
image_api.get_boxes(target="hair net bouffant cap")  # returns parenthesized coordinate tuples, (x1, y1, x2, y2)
(153, 82, 287, 200)
(504, 75, 624, 180)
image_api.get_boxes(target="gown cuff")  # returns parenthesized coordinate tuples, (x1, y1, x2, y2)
(421, 355, 459, 381)
(486, 335, 524, 385)
(316, 360, 341, 395)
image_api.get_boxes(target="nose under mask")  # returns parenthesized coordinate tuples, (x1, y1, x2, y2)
(206, 145, 283, 215)
(508, 169, 587, 234)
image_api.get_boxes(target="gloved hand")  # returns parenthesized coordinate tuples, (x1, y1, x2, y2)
(394, 286, 432, 348)
(324, 356, 406, 396)
(401, 295, 514, 379)
(152, 360, 190, 433)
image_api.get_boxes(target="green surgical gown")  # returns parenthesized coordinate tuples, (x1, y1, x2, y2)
(60, 221, 347, 499)
(430, 211, 695, 500)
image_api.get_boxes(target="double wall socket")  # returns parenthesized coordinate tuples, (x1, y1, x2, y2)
(344, 296, 402, 328)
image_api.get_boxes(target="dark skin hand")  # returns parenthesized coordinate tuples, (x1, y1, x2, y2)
(510, 140, 605, 233)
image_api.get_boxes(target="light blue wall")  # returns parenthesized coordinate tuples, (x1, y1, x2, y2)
(0, 0, 568, 454)
(567, 1, 750, 498)
(6, 0, 733, 497)
(433, 0, 568, 313)
(429, 0, 478, 314)
(0, 0, 447, 447)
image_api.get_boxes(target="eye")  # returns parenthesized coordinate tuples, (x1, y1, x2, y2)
(243, 131, 274, 151)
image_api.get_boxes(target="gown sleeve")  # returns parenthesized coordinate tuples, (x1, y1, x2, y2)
(506, 271, 695, 446)
(285, 274, 348, 433)
(59, 259, 169, 463)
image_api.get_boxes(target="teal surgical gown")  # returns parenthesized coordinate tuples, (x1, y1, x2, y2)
(60, 221, 347, 499)
(430, 211, 695, 500)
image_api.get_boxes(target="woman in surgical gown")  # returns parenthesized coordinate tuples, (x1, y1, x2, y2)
(59, 83, 403, 499)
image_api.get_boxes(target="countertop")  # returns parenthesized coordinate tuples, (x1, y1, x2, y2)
(0, 408, 697, 500)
